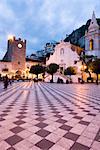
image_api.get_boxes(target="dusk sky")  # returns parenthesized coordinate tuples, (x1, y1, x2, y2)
(0, 0, 100, 59)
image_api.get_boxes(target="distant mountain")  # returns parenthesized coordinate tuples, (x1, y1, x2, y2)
(64, 18, 100, 48)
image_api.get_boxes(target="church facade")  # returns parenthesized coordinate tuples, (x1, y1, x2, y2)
(46, 41, 81, 73)
(85, 12, 100, 58)
(45, 40, 82, 82)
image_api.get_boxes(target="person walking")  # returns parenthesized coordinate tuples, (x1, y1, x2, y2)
(4, 75, 9, 89)
(9, 78, 12, 85)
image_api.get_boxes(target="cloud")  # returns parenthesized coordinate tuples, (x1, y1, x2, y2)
(0, 0, 100, 59)
(0, 1, 15, 20)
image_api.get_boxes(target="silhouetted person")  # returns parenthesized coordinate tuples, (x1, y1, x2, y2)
(66, 79, 69, 84)
(9, 79, 12, 85)
(4, 75, 9, 89)
(78, 77, 80, 83)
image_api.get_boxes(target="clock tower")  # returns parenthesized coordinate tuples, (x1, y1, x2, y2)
(3, 36, 26, 71)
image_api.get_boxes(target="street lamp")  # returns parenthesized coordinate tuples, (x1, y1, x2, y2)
(79, 63, 87, 82)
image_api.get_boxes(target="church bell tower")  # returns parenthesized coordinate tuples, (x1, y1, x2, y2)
(85, 11, 100, 58)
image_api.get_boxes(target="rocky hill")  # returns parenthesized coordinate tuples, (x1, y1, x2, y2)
(64, 18, 100, 48)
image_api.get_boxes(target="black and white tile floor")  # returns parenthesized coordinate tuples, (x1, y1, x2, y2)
(0, 82, 100, 150)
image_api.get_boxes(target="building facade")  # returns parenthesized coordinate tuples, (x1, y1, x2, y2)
(0, 36, 42, 78)
(46, 41, 80, 72)
(85, 12, 100, 58)
(45, 41, 82, 82)
(3, 36, 26, 71)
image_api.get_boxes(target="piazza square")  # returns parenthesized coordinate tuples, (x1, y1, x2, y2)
(0, 81, 100, 150)
(0, 0, 100, 150)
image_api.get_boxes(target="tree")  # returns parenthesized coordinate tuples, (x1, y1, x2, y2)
(46, 63, 59, 83)
(89, 59, 100, 85)
(80, 54, 96, 79)
(30, 64, 45, 79)
(64, 66, 77, 82)
(75, 53, 97, 82)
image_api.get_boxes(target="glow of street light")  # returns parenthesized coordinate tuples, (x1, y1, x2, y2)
(79, 65, 87, 70)
(8, 35, 14, 41)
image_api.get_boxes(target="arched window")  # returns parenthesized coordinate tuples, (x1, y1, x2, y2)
(89, 39, 94, 50)
(60, 48, 64, 55)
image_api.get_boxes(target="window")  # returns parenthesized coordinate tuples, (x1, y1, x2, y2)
(89, 39, 94, 50)
(18, 61, 20, 65)
(2, 68, 8, 72)
(60, 48, 64, 55)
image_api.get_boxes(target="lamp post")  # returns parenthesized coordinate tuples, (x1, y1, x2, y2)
(80, 62, 87, 82)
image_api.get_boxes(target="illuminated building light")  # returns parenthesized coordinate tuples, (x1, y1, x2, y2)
(8, 35, 14, 41)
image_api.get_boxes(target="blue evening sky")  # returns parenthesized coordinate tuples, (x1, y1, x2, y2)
(0, 0, 100, 59)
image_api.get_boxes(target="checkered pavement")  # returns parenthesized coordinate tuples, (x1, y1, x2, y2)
(0, 81, 100, 150)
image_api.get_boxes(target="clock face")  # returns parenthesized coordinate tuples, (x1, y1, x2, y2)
(18, 43, 23, 49)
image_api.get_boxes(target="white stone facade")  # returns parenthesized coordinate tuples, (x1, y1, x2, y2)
(85, 12, 100, 58)
(46, 41, 79, 70)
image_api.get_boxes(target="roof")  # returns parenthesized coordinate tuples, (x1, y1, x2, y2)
(26, 57, 42, 62)
(0, 60, 11, 62)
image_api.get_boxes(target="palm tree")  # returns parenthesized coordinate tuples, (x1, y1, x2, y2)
(30, 64, 45, 79)
(89, 59, 100, 85)
(46, 63, 59, 83)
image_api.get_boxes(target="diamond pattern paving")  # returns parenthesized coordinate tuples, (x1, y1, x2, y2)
(64, 132, 79, 141)
(5, 135, 23, 146)
(36, 129, 51, 137)
(0, 81, 100, 149)
(35, 139, 54, 149)
(10, 126, 24, 134)
(14, 120, 26, 125)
